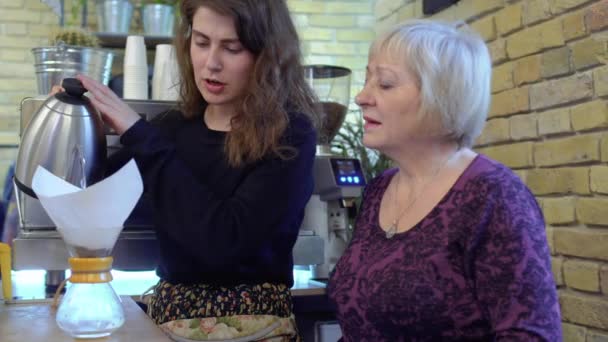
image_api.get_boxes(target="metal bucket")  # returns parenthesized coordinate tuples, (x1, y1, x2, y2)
(32, 44, 114, 95)
(142, 4, 175, 37)
(95, 0, 134, 34)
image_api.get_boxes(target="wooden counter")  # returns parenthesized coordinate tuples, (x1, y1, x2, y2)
(0, 296, 171, 341)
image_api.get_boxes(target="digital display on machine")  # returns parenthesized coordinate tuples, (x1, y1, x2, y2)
(330, 158, 366, 186)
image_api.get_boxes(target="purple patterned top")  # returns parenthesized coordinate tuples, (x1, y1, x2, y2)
(327, 155, 561, 341)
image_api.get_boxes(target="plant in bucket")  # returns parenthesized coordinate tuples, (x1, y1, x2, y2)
(35, 0, 115, 94)
(31, 160, 143, 339)
(33, 28, 113, 95)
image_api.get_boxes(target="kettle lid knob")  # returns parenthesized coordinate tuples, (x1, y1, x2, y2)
(62, 78, 87, 98)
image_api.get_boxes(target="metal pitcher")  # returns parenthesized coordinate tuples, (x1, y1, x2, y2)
(15, 78, 107, 198)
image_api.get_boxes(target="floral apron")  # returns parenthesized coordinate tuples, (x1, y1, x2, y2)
(144, 280, 300, 342)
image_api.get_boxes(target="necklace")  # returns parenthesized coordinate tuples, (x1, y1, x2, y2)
(385, 151, 457, 239)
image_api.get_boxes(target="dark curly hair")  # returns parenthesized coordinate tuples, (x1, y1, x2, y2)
(174, 0, 319, 166)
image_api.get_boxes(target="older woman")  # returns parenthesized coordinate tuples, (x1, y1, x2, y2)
(327, 20, 561, 341)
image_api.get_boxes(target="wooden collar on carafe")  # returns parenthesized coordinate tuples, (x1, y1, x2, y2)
(68, 257, 114, 283)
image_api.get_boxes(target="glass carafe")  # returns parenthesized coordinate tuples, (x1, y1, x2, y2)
(56, 257, 125, 338)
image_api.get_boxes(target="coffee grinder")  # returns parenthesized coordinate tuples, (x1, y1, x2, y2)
(300, 65, 366, 280)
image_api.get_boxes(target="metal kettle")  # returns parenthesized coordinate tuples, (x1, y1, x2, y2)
(15, 78, 107, 198)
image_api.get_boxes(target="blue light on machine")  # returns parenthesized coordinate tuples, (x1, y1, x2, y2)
(338, 175, 363, 185)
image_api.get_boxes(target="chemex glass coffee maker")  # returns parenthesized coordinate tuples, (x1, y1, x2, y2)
(9, 81, 172, 300)
(10, 78, 144, 338)
(33, 158, 142, 338)
(300, 65, 366, 279)
(57, 256, 124, 338)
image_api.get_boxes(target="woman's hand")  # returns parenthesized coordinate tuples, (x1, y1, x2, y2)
(76, 74, 141, 135)
(50, 85, 64, 95)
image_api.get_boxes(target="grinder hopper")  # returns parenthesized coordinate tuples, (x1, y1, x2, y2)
(304, 65, 352, 145)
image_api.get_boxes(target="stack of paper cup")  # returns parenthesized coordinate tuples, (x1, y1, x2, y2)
(152, 44, 180, 101)
(123, 35, 148, 100)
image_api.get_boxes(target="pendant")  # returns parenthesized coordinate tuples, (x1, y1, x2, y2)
(385, 223, 397, 239)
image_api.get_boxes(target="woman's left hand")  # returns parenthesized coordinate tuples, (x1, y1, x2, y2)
(76, 74, 141, 135)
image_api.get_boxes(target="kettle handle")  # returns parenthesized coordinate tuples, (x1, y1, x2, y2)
(13, 177, 37, 199)
(62, 78, 87, 98)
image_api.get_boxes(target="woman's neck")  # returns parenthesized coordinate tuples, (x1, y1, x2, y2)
(204, 104, 237, 132)
(390, 141, 461, 184)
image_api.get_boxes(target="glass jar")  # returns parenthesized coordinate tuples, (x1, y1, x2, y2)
(56, 257, 125, 339)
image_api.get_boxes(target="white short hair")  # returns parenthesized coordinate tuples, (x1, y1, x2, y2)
(371, 20, 492, 147)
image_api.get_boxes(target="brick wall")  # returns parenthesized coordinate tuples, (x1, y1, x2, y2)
(0, 0, 375, 191)
(0, 0, 66, 189)
(288, 0, 375, 110)
(376, 0, 608, 340)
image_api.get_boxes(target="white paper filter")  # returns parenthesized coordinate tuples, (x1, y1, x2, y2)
(32, 159, 143, 251)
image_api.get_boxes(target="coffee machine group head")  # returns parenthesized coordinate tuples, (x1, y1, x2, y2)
(302, 156, 366, 279)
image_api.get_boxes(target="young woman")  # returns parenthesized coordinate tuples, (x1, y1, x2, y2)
(77, 1, 318, 340)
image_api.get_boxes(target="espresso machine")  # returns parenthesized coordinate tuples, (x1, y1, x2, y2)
(9, 85, 174, 298)
(297, 65, 366, 279)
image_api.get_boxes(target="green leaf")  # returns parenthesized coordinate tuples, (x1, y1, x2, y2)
(217, 316, 242, 330)
(189, 329, 208, 340)
(188, 319, 200, 329)
(331, 111, 392, 182)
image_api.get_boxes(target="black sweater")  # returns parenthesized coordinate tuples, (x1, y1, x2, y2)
(111, 110, 316, 287)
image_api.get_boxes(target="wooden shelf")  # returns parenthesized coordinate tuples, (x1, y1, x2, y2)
(95, 32, 174, 49)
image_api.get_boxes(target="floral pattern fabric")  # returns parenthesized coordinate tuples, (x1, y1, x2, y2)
(161, 315, 297, 342)
(146, 280, 298, 341)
